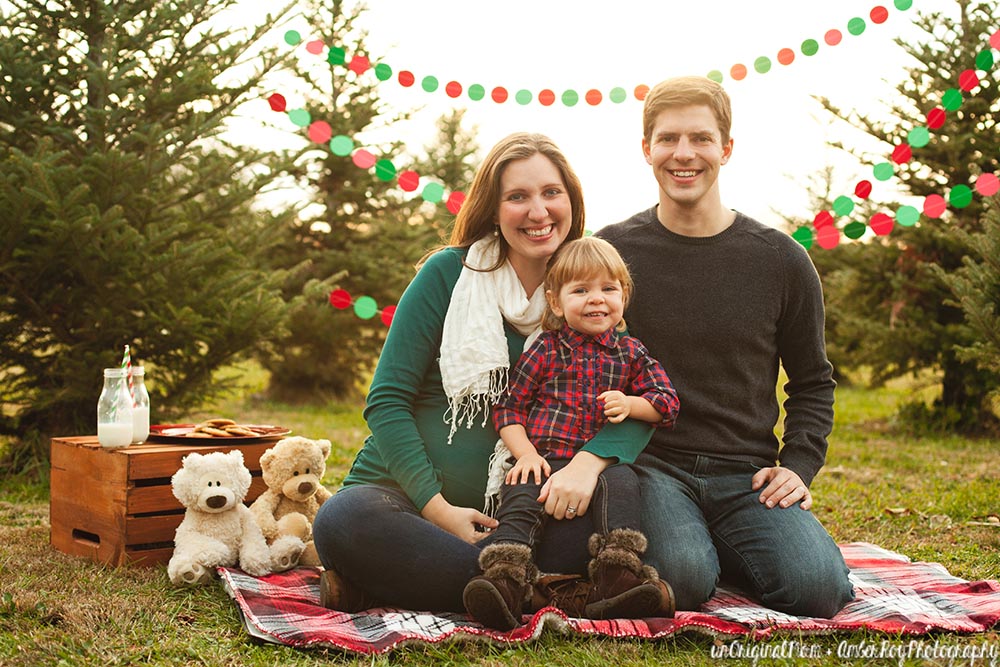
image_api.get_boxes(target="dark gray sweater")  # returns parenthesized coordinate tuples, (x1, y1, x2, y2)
(597, 207, 835, 485)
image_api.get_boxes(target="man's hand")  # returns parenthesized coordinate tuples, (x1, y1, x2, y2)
(421, 494, 498, 543)
(751, 467, 812, 510)
(506, 451, 552, 485)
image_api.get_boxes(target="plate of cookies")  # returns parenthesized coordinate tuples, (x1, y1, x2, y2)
(148, 418, 291, 443)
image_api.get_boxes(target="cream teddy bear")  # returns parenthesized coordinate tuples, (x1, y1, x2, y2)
(167, 450, 273, 586)
(250, 436, 333, 569)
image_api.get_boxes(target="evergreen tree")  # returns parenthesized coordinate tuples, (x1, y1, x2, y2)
(0, 0, 297, 465)
(940, 200, 1000, 377)
(807, 0, 999, 431)
(262, 1, 479, 400)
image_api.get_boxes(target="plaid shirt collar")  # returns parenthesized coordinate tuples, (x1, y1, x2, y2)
(556, 323, 620, 351)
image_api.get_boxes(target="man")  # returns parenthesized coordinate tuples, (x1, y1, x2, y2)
(596, 76, 854, 618)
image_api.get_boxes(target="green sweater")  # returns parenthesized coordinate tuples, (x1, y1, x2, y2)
(342, 247, 652, 510)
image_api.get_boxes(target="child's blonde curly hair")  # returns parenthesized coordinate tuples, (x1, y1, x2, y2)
(542, 236, 633, 332)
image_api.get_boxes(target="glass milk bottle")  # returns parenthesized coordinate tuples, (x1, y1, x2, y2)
(97, 368, 133, 448)
(131, 366, 150, 444)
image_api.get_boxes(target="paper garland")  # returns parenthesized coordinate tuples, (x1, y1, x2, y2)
(285, 1, 914, 106)
(794, 28, 1000, 250)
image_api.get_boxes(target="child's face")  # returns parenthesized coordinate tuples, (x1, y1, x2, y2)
(548, 274, 624, 337)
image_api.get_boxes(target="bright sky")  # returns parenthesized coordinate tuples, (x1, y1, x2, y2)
(253, 0, 952, 232)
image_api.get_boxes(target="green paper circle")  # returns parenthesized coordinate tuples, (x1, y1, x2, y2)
(949, 184, 973, 208)
(801, 39, 819, 56)
(353, 296, 378, 320)
(287, 109, 311, 127)
(327, 46, 346, 65)
(515, 89, 533, 105)
(329, 135, 353, 156)
(707, 70, 724, 83)
(422, 182, 444, 203)
(976, 50, 995, 71)
(844, 221, 867, 239)
(421, 76, 439, 93)
(894, 0, 913, 10)
(847, 18, 866, 36)
(942, 89, 963, 111)
(374, 159, 396, 182)
(833, 195, 855, 217)
(284, 30, 301, 46)
(610, 87, 627, 103)
(896, 205, 920, 226)
(468, 84, 485, 101)
(754, 57, 771, 74)
(374, 63, 392, 81)
(907, 127, 930, 148)
(561, 90, 579, 107)
(873, 162, 895, 181)
(792, 226, 814, 250)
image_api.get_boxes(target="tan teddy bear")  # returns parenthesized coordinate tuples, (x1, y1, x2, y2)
(167, 450, 272, 586)
(250, 436, 333, 569)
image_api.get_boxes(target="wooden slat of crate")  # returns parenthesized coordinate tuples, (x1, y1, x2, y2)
(50, 435, 276, 567)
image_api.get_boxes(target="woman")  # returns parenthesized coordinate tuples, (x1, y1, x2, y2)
(312, 132, 652, 614)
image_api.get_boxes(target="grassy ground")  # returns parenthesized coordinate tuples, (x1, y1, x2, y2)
(1, 370, 998, 666)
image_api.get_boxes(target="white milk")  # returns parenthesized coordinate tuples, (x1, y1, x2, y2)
(132, 406, 150, 444)
(98, 422, 133, 448)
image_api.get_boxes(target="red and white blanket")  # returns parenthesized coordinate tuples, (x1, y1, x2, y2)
(218, 542, 1000, 654)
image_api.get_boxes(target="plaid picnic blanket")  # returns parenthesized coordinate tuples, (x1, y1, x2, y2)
(218, 542, 1000, 654)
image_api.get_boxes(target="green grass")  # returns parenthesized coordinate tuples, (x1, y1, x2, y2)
(1, 371, 998, 666)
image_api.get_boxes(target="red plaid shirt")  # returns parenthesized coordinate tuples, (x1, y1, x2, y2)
(493, 325, 679, 459)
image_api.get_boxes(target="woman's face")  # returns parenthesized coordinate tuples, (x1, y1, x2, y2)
(497, 153, 573, 277)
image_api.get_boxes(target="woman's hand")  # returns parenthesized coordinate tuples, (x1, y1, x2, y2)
(537, 451, 611, 520)
(420, 494, 498, 544)
(506, 451, 552, 485)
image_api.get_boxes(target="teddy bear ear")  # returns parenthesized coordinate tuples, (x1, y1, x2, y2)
(228, 450, 245, 465)
(318, 439, 332, 459)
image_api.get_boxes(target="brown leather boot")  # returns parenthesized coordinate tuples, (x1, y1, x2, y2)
(584, 528, 675, 620)
(319, 567, 380, 612)
(529, 573, 592, 617)
(463, 543, 538, 630)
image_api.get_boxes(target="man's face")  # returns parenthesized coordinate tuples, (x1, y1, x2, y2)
(642, 104, 733, 209)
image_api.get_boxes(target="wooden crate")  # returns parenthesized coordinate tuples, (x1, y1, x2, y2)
(50, 436, 275, 567)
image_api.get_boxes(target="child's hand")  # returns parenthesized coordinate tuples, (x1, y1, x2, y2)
(506, 452, 552, 485)
(599, 390, 631, 423)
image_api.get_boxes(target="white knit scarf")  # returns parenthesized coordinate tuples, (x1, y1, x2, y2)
(440, 236, 545, 444)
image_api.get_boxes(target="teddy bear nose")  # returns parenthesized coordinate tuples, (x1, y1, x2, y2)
(298, 481, 314, 494)
(206, 495, 227, 509)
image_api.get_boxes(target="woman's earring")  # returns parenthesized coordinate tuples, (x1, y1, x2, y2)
(493, 225, 500, 237)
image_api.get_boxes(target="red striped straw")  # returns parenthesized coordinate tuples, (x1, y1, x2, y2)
(122, 344, 135, 407)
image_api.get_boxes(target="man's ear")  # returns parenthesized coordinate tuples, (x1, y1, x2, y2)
(642, 137, 652, 165)
(721, 137, 734, 165)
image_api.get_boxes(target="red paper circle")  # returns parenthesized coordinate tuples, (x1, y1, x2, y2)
(870, 213, 893, 236)
(398, 170, 420, 192)
(349, 55, 370, 75)
(976, 173, 1000, 197)
(329, 289, 351, 309)
(825, 29, 843, 46)
(730, 64, 747, 81)
(958, 69, 979, 92)
(380, 305, 396, 328)
(308, 121, 332, 144)
(445, 81, 462, 98)
(813, 210, 834, 228)
(870, 6, 889, 23)
(926, 108, 946, 129)
(398, 71, 415, 87)
(854, 180, 873, 199)
(585, 89, 602, 106)
(538, 89, 556, 106)
(446, 191, 466, 215)
(267, 93, 287, 112)
(777, 48, 795, 65)
(634, 85, 650, 101)
(491, 87, 508, 103)
(891, 144, 913, 164)
(816, 224, 840, 249)
(923, 194, 947, 218)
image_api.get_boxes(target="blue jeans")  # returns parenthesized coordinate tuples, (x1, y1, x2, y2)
(635, 449, 854, 618)
(492, 461, 639, 546)
(313, 483, 596, 612)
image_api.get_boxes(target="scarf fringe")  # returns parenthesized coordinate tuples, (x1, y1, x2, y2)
(444, 367, 509, 444)
(483, 438, 513, 517)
